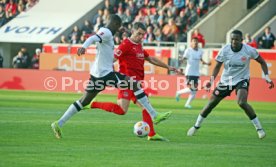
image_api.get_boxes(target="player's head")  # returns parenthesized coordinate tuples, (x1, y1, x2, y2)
(230, 30, 243, 51)
(191, 37, 199, 49)
(130, 22, 146, 43)
(106, 14, 122, 33)
(265, 26, 271, 34)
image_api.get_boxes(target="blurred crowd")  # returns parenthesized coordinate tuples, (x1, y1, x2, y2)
(59, 0, 222, 45)
(0, 0, 39, 28)
(244, 26, 276, 49)
(12, 46, 40, 69)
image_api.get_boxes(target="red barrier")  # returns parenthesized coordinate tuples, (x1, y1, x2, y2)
(1, 69, 275, 102)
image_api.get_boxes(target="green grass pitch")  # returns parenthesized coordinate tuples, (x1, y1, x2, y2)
(0, 90, 276, 167)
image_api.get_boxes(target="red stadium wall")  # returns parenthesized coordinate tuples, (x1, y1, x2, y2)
(0, 69, 275, 102)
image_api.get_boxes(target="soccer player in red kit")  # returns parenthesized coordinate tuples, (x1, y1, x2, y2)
(90, 22, 176, 141)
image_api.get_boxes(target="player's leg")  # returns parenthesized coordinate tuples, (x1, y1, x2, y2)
(89, 73, 128, 115)
(185, 77, 199, 108)
(236, 82, 265, 139)
(90, 89, 132, 115)
(117, 98, 130, 113)
(175, 76, 192, 102)
(187, 84, 227, 136)
(134, 101, 168, 141)
(134, 100, 156, 137)
(91, 101, 126, 115)
(51, 75, 102, 139)
(51, 91, 99, 139)
(176, 86, 191, 102)
(116, 73, 172, 124)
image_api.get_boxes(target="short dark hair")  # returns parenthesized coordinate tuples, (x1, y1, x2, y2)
(109, 14, 122, 25)
(133, 22, 146, 31)
(265, 26, 271, 30)
(231, 30, 243, 37)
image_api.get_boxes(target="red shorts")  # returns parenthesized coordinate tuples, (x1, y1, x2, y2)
(118, 89, 137, 103)
(118, 89, 149, 104)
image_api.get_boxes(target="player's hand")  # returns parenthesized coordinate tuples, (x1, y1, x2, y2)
(77, 47, 85, 56)
(175, 68, 184, 75)
(267, 80, 274, 89)
(204, 81, 212, 92)
(168, 66, 177, 72)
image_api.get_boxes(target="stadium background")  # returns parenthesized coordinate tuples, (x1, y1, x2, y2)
(0, 1, 276, 167)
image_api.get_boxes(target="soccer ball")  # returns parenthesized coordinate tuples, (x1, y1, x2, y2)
(133, 121, 150, 137)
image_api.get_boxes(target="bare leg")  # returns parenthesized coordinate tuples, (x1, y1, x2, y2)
(58, 91, 99, 127)
(117, 98, 131, 113)
(80, 91, 100, 107)
(187, 94, 224, 136)
(236, 89, 256, 119)
(236, 89, 264, 138)
(200, 94, 224, 118)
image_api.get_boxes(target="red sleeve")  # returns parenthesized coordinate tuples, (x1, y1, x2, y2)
(114, 42, 127, 59)
(114, 40, 128, 59)
(143, 49, 149, 58)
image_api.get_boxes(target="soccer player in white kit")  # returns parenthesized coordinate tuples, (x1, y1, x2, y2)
(176, 37, 211, 108)
(51, 15, 171, 139)
(187, 30, 274, 139)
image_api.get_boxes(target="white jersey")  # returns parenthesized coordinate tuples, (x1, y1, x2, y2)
(182, 47, 203, 76)
(83, 27, 114, 78)
(216, 44, 259, 85)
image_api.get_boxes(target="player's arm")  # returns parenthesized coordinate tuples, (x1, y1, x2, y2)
(77, 34, 103, 56)
(205, 61, 223, 91)
(200, 58, 211, 66)
(255, 55, 274, 89)
(145, 56, 176, 71)
(211, 61, 223, 80)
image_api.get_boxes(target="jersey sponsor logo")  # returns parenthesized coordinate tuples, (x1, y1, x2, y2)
(99, 32, 104, 36)
(229, 64, 245, 68)
(136, 53, 144, 59)
(241, 56, 247, 62)
(115, 49, 122, 57)
(123, 91, 129, 97)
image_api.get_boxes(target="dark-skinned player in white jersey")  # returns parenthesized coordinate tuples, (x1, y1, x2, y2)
(187, 30, 274, 139)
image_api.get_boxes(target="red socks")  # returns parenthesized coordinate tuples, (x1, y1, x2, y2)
(91, 102, 125, 115)
(142, 109, 156, 137)
(91, 102, 155, 137)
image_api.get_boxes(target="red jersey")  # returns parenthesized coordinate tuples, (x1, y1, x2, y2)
(115, 38, 149, 80)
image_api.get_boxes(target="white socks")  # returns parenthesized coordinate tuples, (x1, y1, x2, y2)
(134, 90, 157, 119)
(58, 101, 83, 127)
(194, 114, 205, 128)
(185, 91, 197, 106)
(136, 96, 157, 119)
(251, 117, 263, 130)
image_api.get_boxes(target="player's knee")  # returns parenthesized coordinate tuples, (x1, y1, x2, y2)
(80, 100, 88, 107)
(115, 105, 127, 115)
(206, 100, 218, 110)
(237, 100, 247, 108)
